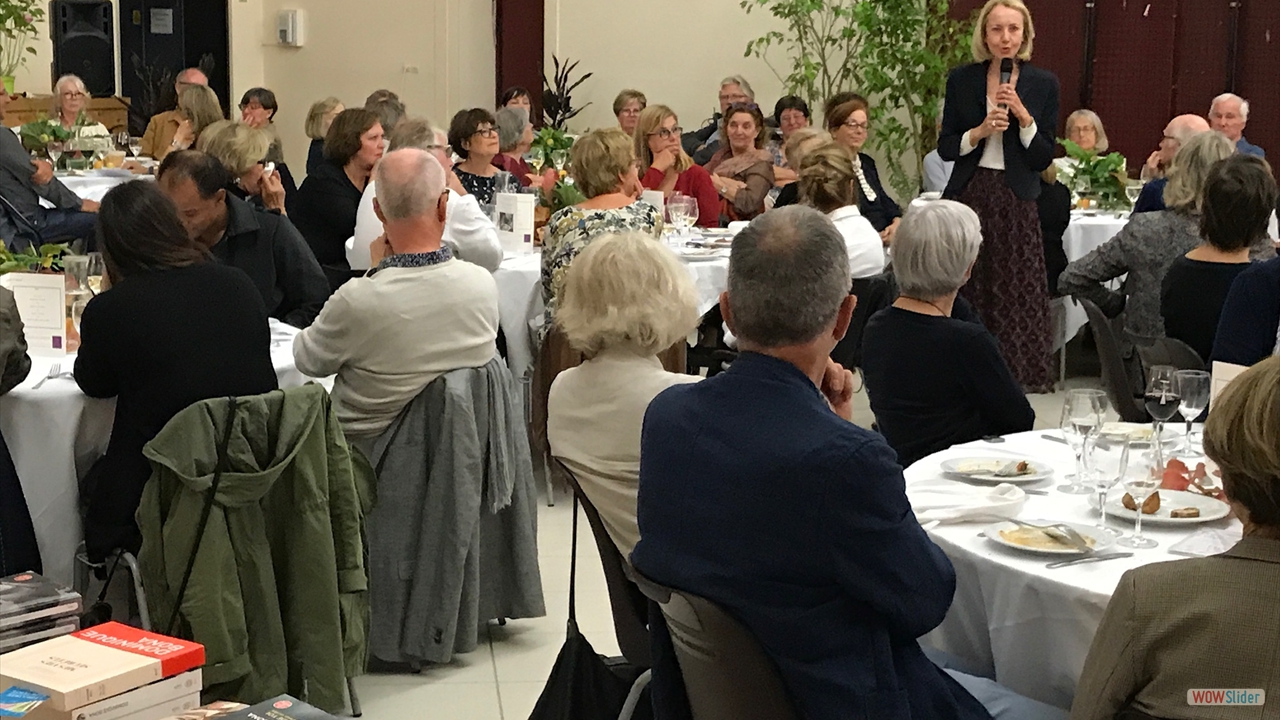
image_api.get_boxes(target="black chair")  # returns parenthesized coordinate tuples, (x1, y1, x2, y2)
(1078, 297, 1148, 422)
(628, 567, 800, 720)
(1135, 336, 1205, 373)
(832, 272, 897, 370)
(686, 305, 737, 378)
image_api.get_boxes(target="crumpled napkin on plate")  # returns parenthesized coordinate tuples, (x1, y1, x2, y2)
(907, 478, 1027, 525)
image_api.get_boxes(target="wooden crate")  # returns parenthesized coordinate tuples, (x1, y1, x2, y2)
(2, 96, 131, 132)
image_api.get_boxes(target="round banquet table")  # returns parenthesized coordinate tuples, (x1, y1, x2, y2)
(42, 171, 155, 206)
(904, 430, 1240, 710)
(0, 320, 331, 587)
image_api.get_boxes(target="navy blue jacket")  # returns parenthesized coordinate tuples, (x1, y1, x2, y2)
(1211, 255, 1280, 367)
(1133, 177, 1167, 214)
(632, 352, 990, 720)
(856, 153, 902, 233)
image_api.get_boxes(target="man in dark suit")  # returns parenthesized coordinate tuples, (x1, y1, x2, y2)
(632, 206, 1065, 720)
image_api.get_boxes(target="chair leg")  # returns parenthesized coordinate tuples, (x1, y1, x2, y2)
(617, 669, 651, 720)
(119, 551, 150, 631)
(346, 676, 362, 717)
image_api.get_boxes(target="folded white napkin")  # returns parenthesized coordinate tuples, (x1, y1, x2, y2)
(1168, 527, 1243, 558)
(907, 478, 1027, 525)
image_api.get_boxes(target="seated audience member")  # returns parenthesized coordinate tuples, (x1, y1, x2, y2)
(140, 67, 207, 160)
(547, 232, 701, 556)
(1212, 254, 1280, 366)
(613, 89, 646, 136)
(1, 285, 42, 576)
(449, 108, 502, 205)
(198, 120, 288, 214)
(500, 86, 532, 112)
(542, 128, 659, 331)
(365, 88, 399, 106)
(797, 142, 885, 278)
(293, 149, 499, 439)
(1210, 92, 1265, 158)
(632, 205, 1065, 720)
(923, 114, 954, 194)
(493, 106, 534, 186)
(863, 201, 1034, 467)
(1058, 131, 1270, 346)
(774, 126, 829, 208)
(292, 108, 384, 276)
(1162, 155, 1277, 361)
(682, 76, 753, 166)
(75, 181, 277, 562)
(352, 118, 502, 272)
(1071, 354, 1280, 720)
(365, 94, 406, 138)
(768, 95, 811, 187)
(159, 85, 225, 160)
(158, 150, 328, 328)
(1039, 165, 1071, 296)
(635, 104, 718, 227)
(52, 75, 108, 135)
(0, 83, 98, 248)
(827, 93, 902, 243)
(0, 287, 29, 393)
(1054, 108, 1109, 176)
(239, 87, 284, 164)
(704, 102, 775, 223)
(305, 96, 344, 175)
(1135, 114, 1210, 213)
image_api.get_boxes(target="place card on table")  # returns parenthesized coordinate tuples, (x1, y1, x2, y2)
(1209, 361, 1247, 409)
(641, 190, 665, 211)
(494, 192, 535, 255)
(1, 272, 66, 357)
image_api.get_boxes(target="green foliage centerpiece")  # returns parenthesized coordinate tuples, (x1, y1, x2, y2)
(1059, 138, 1130, 210)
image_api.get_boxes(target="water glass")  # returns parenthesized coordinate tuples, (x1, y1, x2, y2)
(1057, 388, 1107, 494)
(1088, 437, 1129, 537)
(1173, 369, 1210, 454)
(128, 136, 143, 159)
(1144, 365, 1179, 468)
(1116, 453, 1161, 549)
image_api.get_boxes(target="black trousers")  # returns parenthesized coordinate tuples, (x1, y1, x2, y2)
(0, 426, 43, 575)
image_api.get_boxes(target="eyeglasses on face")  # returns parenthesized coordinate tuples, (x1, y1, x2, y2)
(240, 102, 265, 112)
(425, 144, 451, 154)
(472, 126, 498, 137)
(61, 91, 85, 99)
(647, 126, 683, 139)
(843, 120, 869, 131)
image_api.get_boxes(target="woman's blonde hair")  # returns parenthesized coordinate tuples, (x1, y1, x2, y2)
(556, 232, 701, 358)
(196, 120, 271, 176)
(971, 0, 1035, 62)
(1203, 355, 1280, 527)
(613, 89, 648, 117)
(798, 142, 858, 214)
(570, 128, 637, 198)
(178, 85, 225, 140)
(784, 127, 831, 169)
(305, 96, 343, 139)
(52, 74, 88, 116)
(1163, 131, 1235, 212)
(634, 104, 691, 175)
(1065, 109, 1109, 153)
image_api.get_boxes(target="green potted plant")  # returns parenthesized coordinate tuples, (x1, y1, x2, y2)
(542, 56, 592, 130)
(1059, 138, 1130, 211)
(0, 0, 45, 94)
(0, 242, 67, 274)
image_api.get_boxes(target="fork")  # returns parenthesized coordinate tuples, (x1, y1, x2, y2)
(980, 516, 1094, 554)
(31, 362, 62, 390)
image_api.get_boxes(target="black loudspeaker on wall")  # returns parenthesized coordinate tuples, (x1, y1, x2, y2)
(51, 0, 115, 97)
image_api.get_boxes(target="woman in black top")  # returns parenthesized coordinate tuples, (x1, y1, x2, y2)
(1161, 155, 1279, 360)
(449, 108, 502, 205)
(862, 200, 1034, 468)
(74, 181, 278, 562)
(825, 93, 902, 241)
(292, 108, 384, 275)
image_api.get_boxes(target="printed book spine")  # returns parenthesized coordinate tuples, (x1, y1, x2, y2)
(0, 601, 84, 631)
(23, 670, 203, 720)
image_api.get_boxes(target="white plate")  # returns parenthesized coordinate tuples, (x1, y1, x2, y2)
(676, 248, 728, 261)
(1091, 489, 1231, 525)
(1097, 422, 1177, 446)
(940, 457, 1053, 484)
(983, 520, 1114, 556)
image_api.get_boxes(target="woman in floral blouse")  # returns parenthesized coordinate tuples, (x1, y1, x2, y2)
(541, 127, 660, 334)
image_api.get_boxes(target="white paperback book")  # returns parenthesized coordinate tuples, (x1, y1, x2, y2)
(23, 669, 203, 720)
(0, 272, 66, 357)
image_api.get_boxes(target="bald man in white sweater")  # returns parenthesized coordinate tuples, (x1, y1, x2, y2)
(294, 149, 499, 438)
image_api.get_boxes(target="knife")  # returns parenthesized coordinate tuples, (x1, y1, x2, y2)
(1045, 551, 1134, 569)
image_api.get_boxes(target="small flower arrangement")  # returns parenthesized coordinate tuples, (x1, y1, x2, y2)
(18, 117, 73, 155)
(1059, 138, 1130, 211)
(0, 0, 45, 79)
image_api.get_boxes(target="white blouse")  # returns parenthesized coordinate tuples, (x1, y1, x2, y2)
(960, 97, 1039, 171)
(828, 205, 887, 279)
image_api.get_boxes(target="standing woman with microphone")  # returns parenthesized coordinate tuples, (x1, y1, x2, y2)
(939, 0, 1059, 392)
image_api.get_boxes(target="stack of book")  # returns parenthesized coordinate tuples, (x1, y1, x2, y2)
(0, 621, 205, 720)
(0, 572, 82, 654)
(157, 697, 339, 720)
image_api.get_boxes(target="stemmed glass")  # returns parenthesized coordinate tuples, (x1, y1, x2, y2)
(1088, 437, 1129, 537)
(1143, 365, 1180, 469)
(85, 252, 105, 294)
(1173, 370, 1210, 456)
(665, 194, 690, 247)
(127, 136, 143, 159)
(1116, 452, 1161, 549)
(550, 148, 569, 173)
(1125, 180, 1143, 205)
(525, 146, 545, 175)
(47, 141, 64, 170)
(113, 130, 129, 151)
(1058, 388, 1108, 494)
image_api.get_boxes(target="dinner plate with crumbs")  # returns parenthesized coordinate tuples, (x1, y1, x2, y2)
(1098, 422, 1177, 446)
(1091, 489, 1231, 525)
(940, 457, 1052, 484)
(983, 520, 1114, 556)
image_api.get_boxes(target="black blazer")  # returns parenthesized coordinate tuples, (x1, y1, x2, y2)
(939, 61, 1059, 202)
(856, 153, 902, 232)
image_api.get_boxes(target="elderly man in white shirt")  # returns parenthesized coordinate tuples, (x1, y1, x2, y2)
(351, 118, 503, 271)
(295, 148, 500, 438)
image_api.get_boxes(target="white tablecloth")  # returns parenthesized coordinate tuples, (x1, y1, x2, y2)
(41, 172, 154, 207)
(0, 320, 329, 587)
(905, 430, 1238, 709)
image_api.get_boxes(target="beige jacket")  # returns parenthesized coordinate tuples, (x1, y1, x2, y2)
(1070, 536, 1280, 720)
(140, 110, 182, 160)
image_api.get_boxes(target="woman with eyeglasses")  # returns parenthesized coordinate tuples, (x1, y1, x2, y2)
(614, 89, 647, 136)
(448, 108, 502, 205)
(635, 105, 718, 228)
(768, 95, 811, 187)
(826, 93, 902, 245)
(239, 87, 284, 165)
(704, 103, 775, 224)
(52, 75, 107, 136)
(197, 120, 288, 215)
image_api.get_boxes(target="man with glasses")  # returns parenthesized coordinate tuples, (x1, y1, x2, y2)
(140, 67, 209, 159)
(682, 75, 754, 166)
(1134, 114, 1209, 214)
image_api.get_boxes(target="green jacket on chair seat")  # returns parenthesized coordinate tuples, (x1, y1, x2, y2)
(136, 384, 374, 713)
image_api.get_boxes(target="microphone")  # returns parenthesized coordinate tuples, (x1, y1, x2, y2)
(998, 58, 1013, 111)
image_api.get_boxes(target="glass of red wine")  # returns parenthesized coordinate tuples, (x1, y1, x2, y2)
(1144, 365, 1180, 470)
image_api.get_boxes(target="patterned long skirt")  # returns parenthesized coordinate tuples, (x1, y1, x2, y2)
(957, 168, 1054, 392)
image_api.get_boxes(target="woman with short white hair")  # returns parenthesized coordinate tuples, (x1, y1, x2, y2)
(492, 106, 534, 186)
(52, 74, 108, 137)
(1055, 108, 1111, 177)
(548, 232, 701, 555)
(862, 200, 1034, 467)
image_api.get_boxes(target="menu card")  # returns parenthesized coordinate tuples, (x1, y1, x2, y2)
(1209, 361, 1248, 409)
(0, 273, 66, 357)
(494, 192, 535, 255)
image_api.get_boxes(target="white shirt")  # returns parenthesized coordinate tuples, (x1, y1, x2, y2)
(828, 205, 887, 279)
(293, 258, 500, 437)
(961, 98, 1039, 171)
(352, 184, 503, 272)
(922, 150, 954, 193)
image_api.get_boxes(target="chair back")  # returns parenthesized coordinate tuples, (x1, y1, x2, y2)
(1135, 336, 1205, 373)
(629, 568, 800, 720)
(553, 458, 650, 667)
(833, 272, 897, 369)
(1078, 297, 1148, 422)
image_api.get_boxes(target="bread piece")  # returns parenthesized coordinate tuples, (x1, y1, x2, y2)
(1170, 507, 1200, 519)
(1121, 492, 1161, 514)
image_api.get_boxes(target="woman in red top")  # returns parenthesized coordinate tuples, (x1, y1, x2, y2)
(634, 105, 719, 227)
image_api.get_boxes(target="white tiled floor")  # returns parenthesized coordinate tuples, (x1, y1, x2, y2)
(349, 378, 1102, 719)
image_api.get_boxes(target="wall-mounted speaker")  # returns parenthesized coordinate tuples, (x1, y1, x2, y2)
(51, 0, 115, 97)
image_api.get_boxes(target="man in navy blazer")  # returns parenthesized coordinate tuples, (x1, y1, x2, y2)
(632, 207, 1065, 720)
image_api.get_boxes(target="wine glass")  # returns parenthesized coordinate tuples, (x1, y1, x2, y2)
(682, 195, 700, 232)
(1125, 181, 1143, 205)
(128, 136, 143, 159)
(1088, 436, 1128, 537)
(47, 140, 64, 169)
(1144, 365, 1180, 469)
(1116, 452, 1161, 549)
(1173, 369, 1210, 455)
(85, 252, 105, 294)
(1058, 388, 1108, 494)
(70, 296, 89, 335)
(526, 147, 545, 175)
(550, 148, 569, 172)
(113, 130, 129, 151)
(666, 195, 689, 247)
